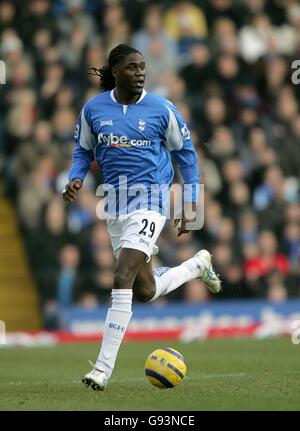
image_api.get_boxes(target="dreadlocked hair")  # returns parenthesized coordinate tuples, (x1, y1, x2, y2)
(87, 44, 142, 91)
(87, 65, 115, 91)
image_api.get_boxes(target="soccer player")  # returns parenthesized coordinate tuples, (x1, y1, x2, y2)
(63, 44, 221, 391)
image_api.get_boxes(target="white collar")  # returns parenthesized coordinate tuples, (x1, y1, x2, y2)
(110, 88, 147, 104)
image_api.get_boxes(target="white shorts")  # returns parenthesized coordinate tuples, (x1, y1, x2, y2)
(106, 210, 166, 262)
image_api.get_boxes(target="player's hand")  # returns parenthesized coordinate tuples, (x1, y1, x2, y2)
(62, 179, 82, 202)
(174, 202, 197, 237)
(173, 218, 189, 237)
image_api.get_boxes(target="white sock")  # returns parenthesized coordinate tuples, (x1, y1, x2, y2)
(95, 289, 133, 378)
(149, 256, 203, 302)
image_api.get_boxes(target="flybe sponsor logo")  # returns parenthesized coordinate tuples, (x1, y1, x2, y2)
(109, 322, 126, 332)
(98, 133, 151, 147)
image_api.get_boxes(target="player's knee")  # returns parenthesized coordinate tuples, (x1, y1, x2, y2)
(134, 286, 154, 303)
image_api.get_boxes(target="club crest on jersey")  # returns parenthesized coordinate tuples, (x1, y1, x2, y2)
(181, 125, 190, 140)
(138, 119, 146, 131)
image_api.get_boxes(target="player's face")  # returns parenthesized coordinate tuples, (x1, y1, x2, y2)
(115, 53, 146, 96)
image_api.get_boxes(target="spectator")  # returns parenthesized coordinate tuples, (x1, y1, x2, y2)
(211, 17, 239, 56)
(102, 2, 130, 53)
(179, 40, 213, 96)
(0, 1, 17, 31)
(204, 0, 248, 29)
(244, 230, 290, 280)
(131, 3, 178, 90)
(283, 223, 300, 271)
(57, 244, 82, 307)
(164, 0, 208, 55)
(184, 280, 209, 302)
(238, 210, 259, 245)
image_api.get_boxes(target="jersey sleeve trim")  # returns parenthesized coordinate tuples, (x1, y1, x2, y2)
(79, 107, 97, 151)
(165, 106, 184, 151)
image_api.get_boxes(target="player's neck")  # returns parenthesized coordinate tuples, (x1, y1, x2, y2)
(114, 87, 141, 105)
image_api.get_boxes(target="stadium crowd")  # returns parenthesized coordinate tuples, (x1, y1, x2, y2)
(0, 0, 300, 327)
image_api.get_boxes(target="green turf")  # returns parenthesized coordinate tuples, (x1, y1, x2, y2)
(0, 338, 299, 410)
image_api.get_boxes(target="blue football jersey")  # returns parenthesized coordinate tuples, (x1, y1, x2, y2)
(68, 89, 200, 215)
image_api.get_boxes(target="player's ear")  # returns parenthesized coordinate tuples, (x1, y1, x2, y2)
(111, 66, 118, 79)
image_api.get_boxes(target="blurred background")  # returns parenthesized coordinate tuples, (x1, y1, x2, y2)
(0, 0, 299, 338)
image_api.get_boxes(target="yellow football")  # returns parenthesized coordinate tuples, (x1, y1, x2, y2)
(145, 347, 187, 389)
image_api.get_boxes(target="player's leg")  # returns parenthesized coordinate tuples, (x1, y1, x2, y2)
(82, 247, 146, 390)
(82, 211, 168, 389)
(132, 258, 156, 302)
(133, 249, 221, 304)
(95, 245, 204, 379)
(82, 211, 221, 390)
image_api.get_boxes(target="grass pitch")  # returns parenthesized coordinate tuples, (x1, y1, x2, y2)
(0, 338, 299, 411)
